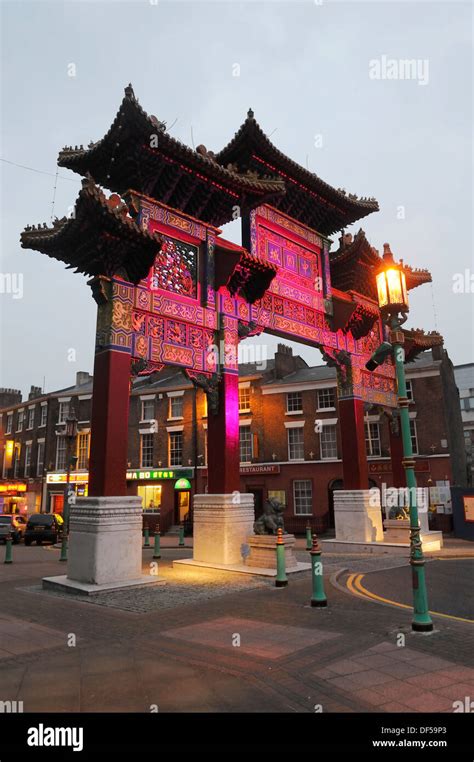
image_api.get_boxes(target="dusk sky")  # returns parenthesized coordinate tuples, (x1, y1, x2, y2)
(1, 0, 472, 397)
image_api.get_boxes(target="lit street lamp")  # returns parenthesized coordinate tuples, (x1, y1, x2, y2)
(366, 243, 433, 633)
(59, 406, 78, 563)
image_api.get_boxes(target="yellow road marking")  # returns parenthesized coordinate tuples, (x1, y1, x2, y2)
(345, 572, 474, 624)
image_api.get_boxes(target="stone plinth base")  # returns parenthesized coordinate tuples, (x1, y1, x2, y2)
(42, 495, 165, 594)
(384, 519, 443, 551)
(247, 532, 298, 570)
(334, 489, 384, 543)
(174, 558, 310, 576)
(192, 493, 255, 566)
(42, 574, 163, 596)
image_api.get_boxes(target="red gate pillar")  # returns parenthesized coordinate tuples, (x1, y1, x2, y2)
(88, 348, 131, 496)
(389, 421, 405, 488)
(338, 397, 369, 489)
(206, 371, 240, 494)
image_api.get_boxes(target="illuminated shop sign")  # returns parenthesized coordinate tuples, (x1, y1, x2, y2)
(46, 473, 89, 484)
(126, 469, 193, 481)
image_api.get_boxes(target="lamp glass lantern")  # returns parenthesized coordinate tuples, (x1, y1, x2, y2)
(65, 408, 78, 439)
(376, 244, 409, 314)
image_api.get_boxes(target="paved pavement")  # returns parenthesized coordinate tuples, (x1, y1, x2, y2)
(0, 541, 473, 713)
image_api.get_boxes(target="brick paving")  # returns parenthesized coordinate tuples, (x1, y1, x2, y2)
(0, 543, 472, 713)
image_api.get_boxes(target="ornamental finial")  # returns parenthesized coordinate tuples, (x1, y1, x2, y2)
(247, 107, 254, 119)
(125, 83, 135, 99)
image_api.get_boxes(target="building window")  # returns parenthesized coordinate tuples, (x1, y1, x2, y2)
(365, 422, 381, 457)
(169, 431, 183, 467)
(13, 445, 20, 478)
(77, 433, 90, 470)
(406, 380, 414, 402)
(5, 413, 12, 434)
(268, 489, 287, 508)
(169, 396, 184, 419)
(40, 405, 47, 427)
(239, 426, 253, 463)
(238, 385, 251, 412)
(27, 408, 35, 430)
(140, 433, 154, 468)
(36, 442, 45, 477)
(320, 424, 338, 459)
(286, 392, 302, 413)
(317, 388, 335, 410)
(141, 399, 155, 422)
(409, 419, 418, 455)
(293, 480, 312, 515)
(55, 436, 67, 470)
(17, 410, 24, 432)
(24, 444, 32, 478)
(288, 427, 304, 461)
(58, 401, 69, 424)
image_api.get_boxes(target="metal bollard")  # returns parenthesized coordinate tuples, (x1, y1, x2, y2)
(310, 533, 327, 607)
(4, 533, 13, 564)
(305, 522, 312, 551)
(143, 524, 150, 548)
(275, 527, 288, 587)
(178, 524, 185, 547)
(153, 524, 161, 559)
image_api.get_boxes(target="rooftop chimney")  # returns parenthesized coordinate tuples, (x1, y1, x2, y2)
(274, 344, 297, 379)
(28, 385, 43, 400)
(0, 388, 22, 409)
(76, 371, 92, 387)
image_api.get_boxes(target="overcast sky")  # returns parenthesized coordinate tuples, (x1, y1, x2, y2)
(1, 0, 472, 398)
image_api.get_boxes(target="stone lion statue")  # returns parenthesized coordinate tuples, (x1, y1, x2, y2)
(253, 498, 285, 535)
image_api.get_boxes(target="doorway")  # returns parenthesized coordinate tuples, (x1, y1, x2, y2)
(175, 490, 190, 524)
(247, 488, 264, 520)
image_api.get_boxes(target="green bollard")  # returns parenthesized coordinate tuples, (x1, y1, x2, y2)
(153, 524, 161, 559)
(4, 533, 13, 564)
(275, 527, 288, 587)
(310, 533, 327, 607)
(143, 524, 150, 548)
(305, 522, 312, 551)
(178, 523, 185, 547)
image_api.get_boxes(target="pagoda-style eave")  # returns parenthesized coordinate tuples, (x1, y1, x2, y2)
(403, 328, 444, 363)
(216, 112, 379, 220)
(20, 178, 162, 284)
(57, 85, 285, 227)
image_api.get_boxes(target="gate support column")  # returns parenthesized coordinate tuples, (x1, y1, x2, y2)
(338, 397, 369, 489)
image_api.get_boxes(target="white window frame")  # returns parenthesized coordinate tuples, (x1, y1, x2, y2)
(320, 424, 338, 460)
(40, 404, 47, 427)
(409, 419, 419, 455)
(36, 440, 45, 477)
(286, 391, 303, 414)
(141, 398, 155, 422)
(288, 427, 305, 461)
(16, 409, 24, 432)
(168, 395, 184, 420)
(58, 400, 69, 424)
(293, 479, 313, 516)
(77, 432, 90, 471)
(239, 425, 253, 464)
(238, 384, 251, 413)
(55, 436, 66, 470)
(317, 387, 336, 411)
(24, 443, 32, 477)
(27, 407, 35, 430)
(365, 422, 381, 458)
(168, 430, 183, 467)
(140, 433, 154, 468)
(5, 412, 12, 434)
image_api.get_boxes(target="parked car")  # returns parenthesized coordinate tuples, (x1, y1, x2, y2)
(0, 514, 27, 544)
(24, 514, 63, 546)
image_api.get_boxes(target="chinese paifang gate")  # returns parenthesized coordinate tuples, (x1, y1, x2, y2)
(21, 84, 443, 588)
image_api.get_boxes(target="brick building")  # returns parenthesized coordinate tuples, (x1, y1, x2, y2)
(0, 344, 466, 534)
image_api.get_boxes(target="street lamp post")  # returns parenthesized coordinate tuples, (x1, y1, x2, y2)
(59, 406, 78, 563)
(367, 244, 433, 633)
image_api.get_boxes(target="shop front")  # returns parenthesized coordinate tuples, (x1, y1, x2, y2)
(45, 472, 89, 514)
(0, 482, 28, 516)
(126, 468, 194, 533)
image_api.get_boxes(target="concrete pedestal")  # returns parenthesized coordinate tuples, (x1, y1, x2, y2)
(247, 533, 299, 570)
(334, 489, 384, 543)
(384, 519, 443, 551)
(43, 496, 163, 594)
(174, 494, 311, 576)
